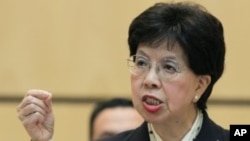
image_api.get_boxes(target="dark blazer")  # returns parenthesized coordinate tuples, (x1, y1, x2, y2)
(98, 111, 229, 141)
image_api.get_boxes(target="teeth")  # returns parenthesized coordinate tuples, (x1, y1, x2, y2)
(145, 97, 160, 105)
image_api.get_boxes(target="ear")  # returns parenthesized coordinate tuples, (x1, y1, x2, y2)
(193, 75, 211, 102)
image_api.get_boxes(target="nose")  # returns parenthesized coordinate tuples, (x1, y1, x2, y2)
(143, 66, 161, 88)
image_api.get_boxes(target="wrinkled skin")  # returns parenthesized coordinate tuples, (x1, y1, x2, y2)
(17, 89, 54, 141)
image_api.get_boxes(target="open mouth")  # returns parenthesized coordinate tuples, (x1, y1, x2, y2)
(142, 95, 162, 113)
(143, 96, 162, 105)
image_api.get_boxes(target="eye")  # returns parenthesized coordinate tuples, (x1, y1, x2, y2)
(134, 56, 149, 68)
(161, 62, 179, 74)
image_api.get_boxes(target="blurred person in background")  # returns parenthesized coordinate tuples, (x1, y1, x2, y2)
(89, 98, 143, 141)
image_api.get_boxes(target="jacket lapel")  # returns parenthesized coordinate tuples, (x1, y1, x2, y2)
(122, 121, 150, 141)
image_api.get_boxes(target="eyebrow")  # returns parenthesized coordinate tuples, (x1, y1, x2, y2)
(136, 50, 148, 57)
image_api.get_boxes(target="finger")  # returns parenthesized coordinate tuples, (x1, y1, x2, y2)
(18, 103, 47, 121)
(26, 89, 52, 101)
(44, 94, 53, 112)
(22, 111, 45, 127)
(17, 95, 48, 113)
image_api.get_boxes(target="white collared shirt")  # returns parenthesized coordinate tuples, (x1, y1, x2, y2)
(148, 110, 203, 141)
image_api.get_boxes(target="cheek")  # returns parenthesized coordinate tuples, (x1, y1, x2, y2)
(130, 75, 142, 108)
(163, 78, 196, 107)
(130, 75, 141, 95)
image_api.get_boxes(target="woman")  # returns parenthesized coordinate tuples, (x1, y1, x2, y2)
(99, 1, 229, 141)
(16, 1, 229, 141)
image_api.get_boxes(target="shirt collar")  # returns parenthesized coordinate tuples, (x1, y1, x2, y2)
(148, 110, 203, 141)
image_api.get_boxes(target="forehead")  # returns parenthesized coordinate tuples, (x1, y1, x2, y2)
(94, 107, 141, 124)
(137, 42, 187, 63)
(93, 107, 142, 130)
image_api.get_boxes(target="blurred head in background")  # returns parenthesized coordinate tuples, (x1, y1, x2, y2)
(89, 98, 143, 141)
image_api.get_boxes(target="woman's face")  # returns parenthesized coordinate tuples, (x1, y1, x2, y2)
(130, 42, 210, 124)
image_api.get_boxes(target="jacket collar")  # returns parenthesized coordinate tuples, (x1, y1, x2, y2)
(123, 121, 150, 141)
(129, 110, 228, 141)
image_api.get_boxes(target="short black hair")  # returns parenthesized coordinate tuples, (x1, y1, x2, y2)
(128, 2, 225, 111)
(89, 98, 133, 140)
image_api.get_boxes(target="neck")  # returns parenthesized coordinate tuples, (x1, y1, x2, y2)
(152, 108, 198, 141)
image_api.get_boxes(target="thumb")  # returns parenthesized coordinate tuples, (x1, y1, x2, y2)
(45, 94, 53, 113)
